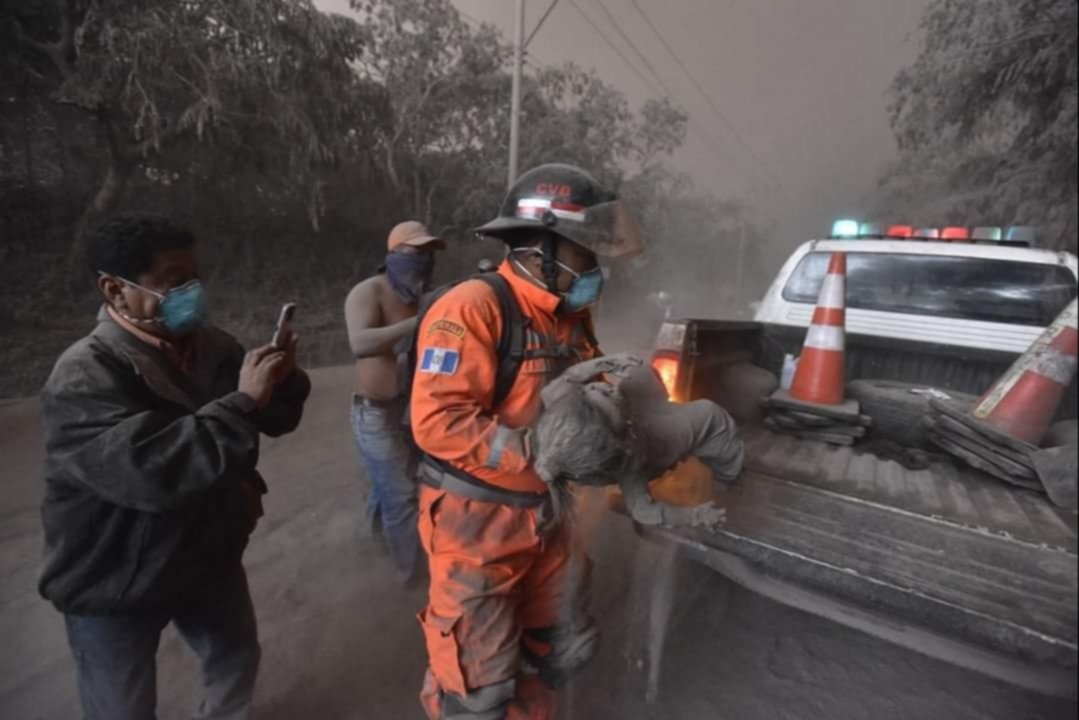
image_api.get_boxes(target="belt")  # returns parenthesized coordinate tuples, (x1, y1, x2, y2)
(419, 458, 550, 509)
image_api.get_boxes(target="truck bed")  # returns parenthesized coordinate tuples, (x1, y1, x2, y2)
(647, 318, 1078, 694)
(642, 428, 1078, 683)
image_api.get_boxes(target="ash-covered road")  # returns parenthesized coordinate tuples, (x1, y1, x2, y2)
(1, 366, 1073, 720)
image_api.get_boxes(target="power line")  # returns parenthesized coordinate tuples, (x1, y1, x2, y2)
(525, 0, 561, 49)
(565, 0, 666, 98)
(566, 0, 739, 172)
(591, 0, 676, 100)
(457, 7, 546, 73)
(626, 0, 786, 195)
(457, 9, 483, 28)
(584, 0, 741, 171)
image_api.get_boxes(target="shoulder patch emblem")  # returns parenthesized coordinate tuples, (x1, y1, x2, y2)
(420, 348, 461, 376)
(427, 319, 467, 340)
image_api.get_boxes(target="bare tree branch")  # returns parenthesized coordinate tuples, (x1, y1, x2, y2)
(13, 19, 68, 79)
(13, 0, 87, 79)
(126, 121, 193, 159)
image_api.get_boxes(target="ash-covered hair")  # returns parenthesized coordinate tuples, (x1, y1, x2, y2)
(534, 382, 635, 487)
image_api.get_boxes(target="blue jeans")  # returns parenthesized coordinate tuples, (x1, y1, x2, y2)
(350, 395, 424, 582)
(63, 567, 260, 720)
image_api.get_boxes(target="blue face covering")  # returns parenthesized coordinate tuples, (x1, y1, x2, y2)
(385, 252, 435, 304)
(113, 277, 209, 336)
(562, 267, 605, 311)
(154, 280, 209, 335)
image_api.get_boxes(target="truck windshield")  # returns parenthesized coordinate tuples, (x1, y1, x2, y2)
(783, 252, 1078, 326)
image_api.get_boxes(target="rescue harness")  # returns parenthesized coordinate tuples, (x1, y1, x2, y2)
(399, 271, 597, 508)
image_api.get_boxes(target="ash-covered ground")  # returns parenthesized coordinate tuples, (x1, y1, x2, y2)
(1, 366, 1073, 720)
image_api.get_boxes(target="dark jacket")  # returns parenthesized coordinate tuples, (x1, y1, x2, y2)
(39, 309, 311, 616)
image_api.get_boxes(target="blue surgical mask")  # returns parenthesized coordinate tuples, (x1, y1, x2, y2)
(510, 249, 605, 311)
(562, 267, 605, 311)
(110, 276, 209, 335)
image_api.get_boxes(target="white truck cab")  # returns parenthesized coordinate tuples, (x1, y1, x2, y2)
(755, 230, 1079, 354)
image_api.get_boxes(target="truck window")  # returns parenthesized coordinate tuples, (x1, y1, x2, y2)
(783, 252, 1078, 326)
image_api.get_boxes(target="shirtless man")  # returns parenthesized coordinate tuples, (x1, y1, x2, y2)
(344, 221, 445, 583)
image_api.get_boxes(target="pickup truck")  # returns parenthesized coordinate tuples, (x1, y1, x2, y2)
(643, 228, 1079, 699)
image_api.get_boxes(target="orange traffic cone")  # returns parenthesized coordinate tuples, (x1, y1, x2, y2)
(971, 299, 1078, 446)
(790, 252, 848, 406)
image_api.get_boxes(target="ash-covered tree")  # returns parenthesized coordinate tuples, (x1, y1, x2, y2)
(872, 0, 1078, 251)
(351, 0, 688, 236)
(2, 0, 383, 231)
(452, 63, 689, 237)
(350, 0, 512, 232)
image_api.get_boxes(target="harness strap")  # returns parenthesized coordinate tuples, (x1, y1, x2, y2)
(478, 273, 525, 411)
(419, 457, 550, 509)
(523, 344, 577, 360)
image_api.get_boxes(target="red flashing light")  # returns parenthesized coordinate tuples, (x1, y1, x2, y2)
(886, 225, 914, 239)
(651, 354, 681, 402)
(941, 227, 971, 242)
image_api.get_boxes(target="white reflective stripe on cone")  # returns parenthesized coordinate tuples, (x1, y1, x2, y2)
(804, 324, 846, 352)
(1030, 346, 1079, 386)
(974, 298, 1078, 417)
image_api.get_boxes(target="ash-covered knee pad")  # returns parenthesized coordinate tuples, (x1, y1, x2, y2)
(442, 678, 515, 720)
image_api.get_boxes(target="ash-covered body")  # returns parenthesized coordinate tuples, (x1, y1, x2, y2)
(534, 355, 745, 528)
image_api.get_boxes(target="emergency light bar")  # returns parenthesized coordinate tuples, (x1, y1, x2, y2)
(941, 227, 972, 242)
(1005, 226, 1039, 246)
(972, 227, 1003, 242)
(859, 223, 884, 239)
(829, 219, 1039, 246)
(831, 219, 860, 239)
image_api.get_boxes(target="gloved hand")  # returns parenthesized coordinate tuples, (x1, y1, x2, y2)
(687, 501, 728, 530)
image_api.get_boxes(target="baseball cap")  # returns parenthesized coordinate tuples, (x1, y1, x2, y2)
(387, 221, 446, 251)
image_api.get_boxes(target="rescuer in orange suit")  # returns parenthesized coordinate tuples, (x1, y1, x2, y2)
(410, 164, 644, 719)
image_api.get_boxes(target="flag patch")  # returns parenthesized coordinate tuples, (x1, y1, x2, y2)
(420, 348, 460, 375)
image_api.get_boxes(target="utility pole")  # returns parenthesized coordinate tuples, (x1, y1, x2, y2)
(509, 0, 525, 189)
(735, 222, 747, 306)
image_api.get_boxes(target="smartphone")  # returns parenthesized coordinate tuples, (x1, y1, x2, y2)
(272, 303, 298, 350)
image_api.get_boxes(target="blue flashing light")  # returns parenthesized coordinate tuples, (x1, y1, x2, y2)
(1005, 226, 1039, 246)
(859, 223, 884, 238)
(831, 219, 860, 239)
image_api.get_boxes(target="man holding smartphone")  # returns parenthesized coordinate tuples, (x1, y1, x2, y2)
(343, 221, 445, 585)
(39, 212, 311, 720)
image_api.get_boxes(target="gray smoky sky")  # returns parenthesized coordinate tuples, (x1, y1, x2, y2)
(315, 0, 929, 254)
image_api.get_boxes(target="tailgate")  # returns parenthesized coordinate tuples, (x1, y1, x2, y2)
(638, 430, 1078, 683)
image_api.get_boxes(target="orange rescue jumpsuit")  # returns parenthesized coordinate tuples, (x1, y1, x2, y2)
(411, 261, 600, 719)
